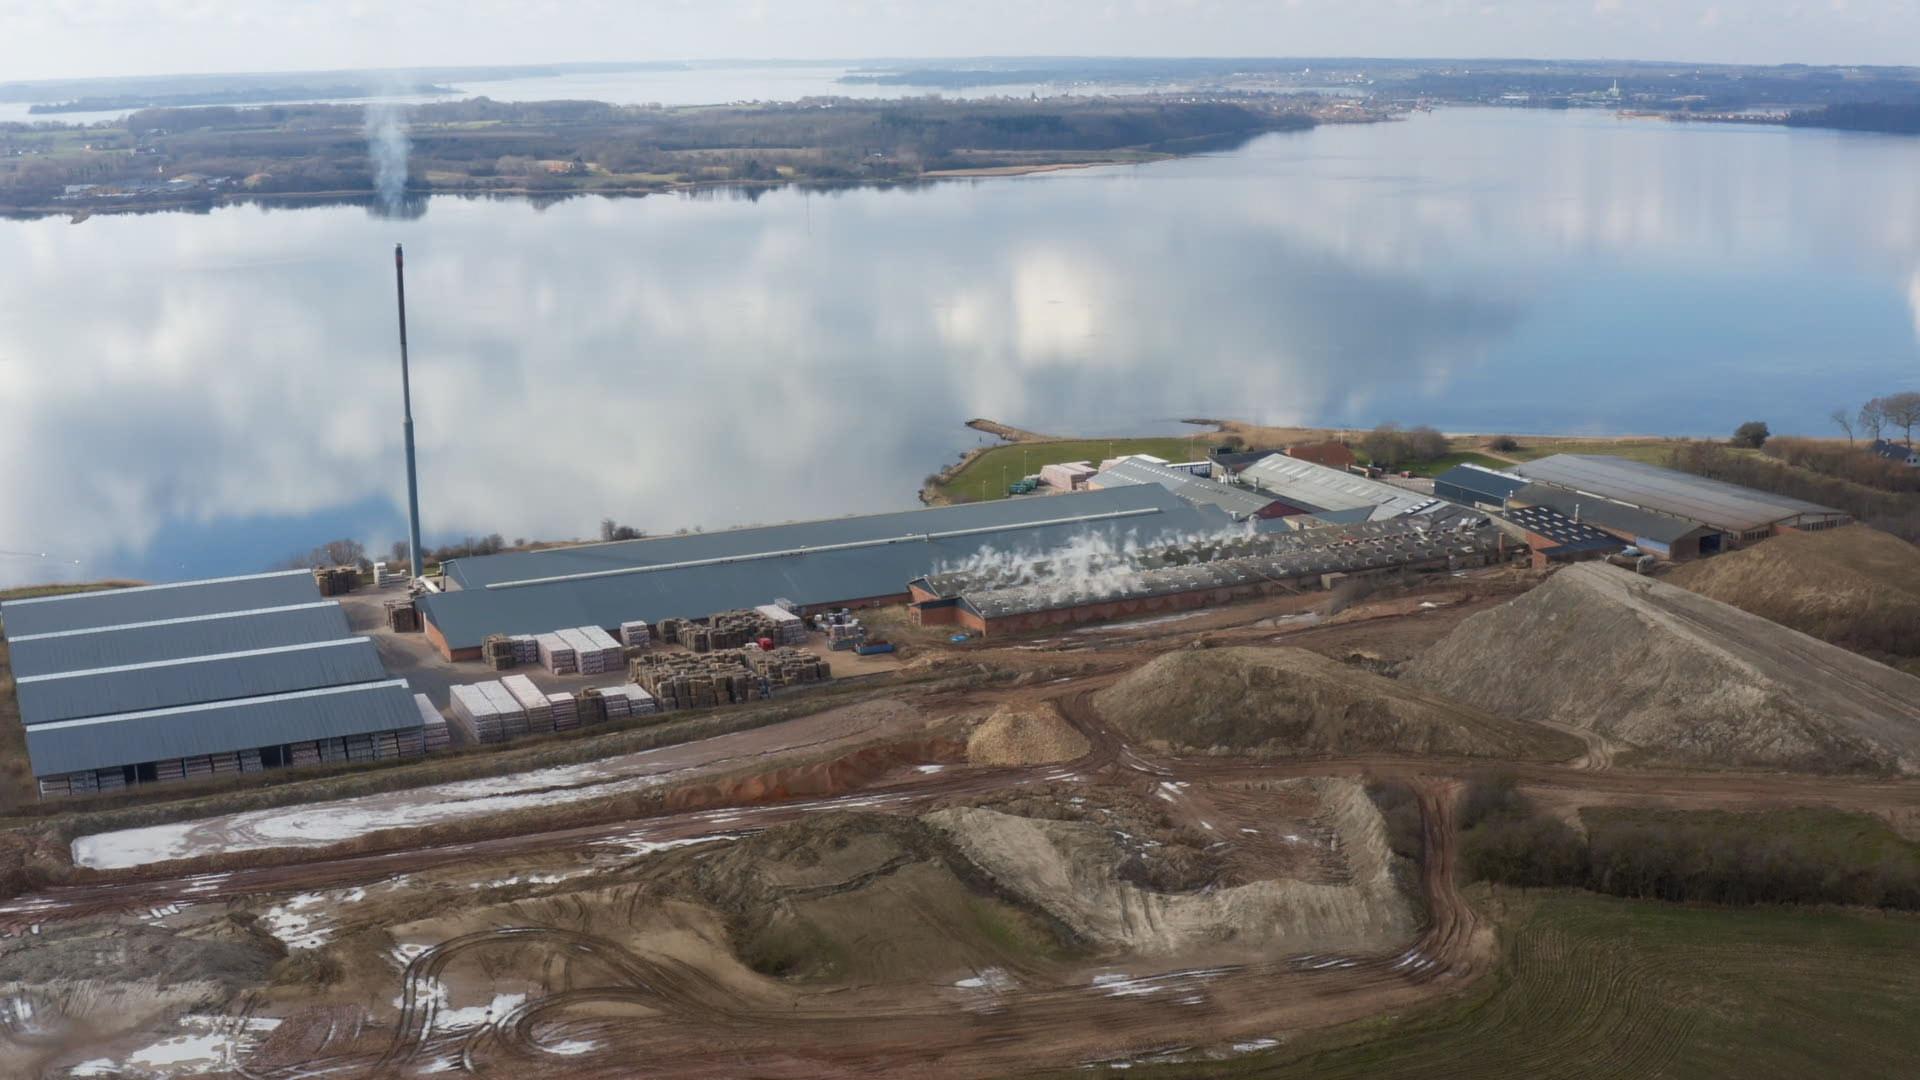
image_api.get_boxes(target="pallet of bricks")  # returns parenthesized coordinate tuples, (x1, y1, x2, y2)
(387, 597, 420, 633)
(818, 610, 866, 651)
(448, 681, 530, 744)
(629, 651, 757, 711)
(670, 609, 784, 653)
(746, 646, 831, 690)
(285, 733, 387, 765)
(483, 635, 517, 671)
(313, 566, 358, 596)
(501, 674, 558, 736)
(413, 694, 452, 752)
(548, 691, 579, 731)
(537, 632, 578, 674)
(620, 620, 651, 648)
(560, 627, 623, 675)
(583, 683, 658, 723)
(753, 604, 807, 646)
(511, 635, 539, 665)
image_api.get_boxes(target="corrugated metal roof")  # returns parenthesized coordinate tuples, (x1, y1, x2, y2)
(1511, 455, 1846, 532)
(1433, 463, 1529, 504)
(0, 570, 319, 638)
(14, 638, 388, 726)
(24, 680, 419, 777)
(444, 488, 1196, 589)
(1091, 457, 1279, 519)
(1501, 505, 1623, 549)
(1512, 484, 1712, 545)
(1237, 456, 1437, 518)
(420, 487, 1233, 649)
(5, 603, 351, 679)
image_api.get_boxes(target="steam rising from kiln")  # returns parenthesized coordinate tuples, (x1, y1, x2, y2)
(933, 523, 1258, 609)
(365, 103, 411, 213)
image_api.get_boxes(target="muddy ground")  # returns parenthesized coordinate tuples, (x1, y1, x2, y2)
(4, 562, 1918, 1078)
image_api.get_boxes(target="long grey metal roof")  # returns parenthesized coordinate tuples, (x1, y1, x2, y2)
(14, 638, 389, 725)
(420, 487, 1233, 649)
(1511, 484, 1713, 545)
(1091, 457, 1280, 519)
(0, 570, 319, 638)
(1236, 455, 1438, 518)
(443, 487, 1202, 589)
(1433, 463, 1529, 504)
(23, 680, 419, 777)
(5, 602, 351, 679)
(1511, 455, 1846, 532)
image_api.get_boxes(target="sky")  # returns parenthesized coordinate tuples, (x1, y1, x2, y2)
(0, 0, 1915, 84)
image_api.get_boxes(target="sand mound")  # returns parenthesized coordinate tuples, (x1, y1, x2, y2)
(1092, 645, 1579, 760)
(967, 704, 1090, 765)
(1405, 563, 1920, 774)
(1667, 525, 1920, 662)
(926, 778, 1416, 955)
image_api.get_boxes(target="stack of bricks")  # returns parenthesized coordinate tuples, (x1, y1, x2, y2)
(413, 693, 452, 752)
(564, 627, 622, 675)
(449, 681, 531, 744)
(746, 647, 831, 689)
(673, 609, 791, 653)
(753, 604, 808, 645)
(620, 620, 651, 647)
(511, 635, 539, 665)
(387, 598, 420, 633)
(548, 691, 579, 731)
(313, 566, 359, 596)
(628, 651, 759, 711)
(537, 633, 578, 674)
(483, 635, 517, 671)
(501, 674, 556, 735)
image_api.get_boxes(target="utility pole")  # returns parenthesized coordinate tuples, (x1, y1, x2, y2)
(394, 244, 425, 581)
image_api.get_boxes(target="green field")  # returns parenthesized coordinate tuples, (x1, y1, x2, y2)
(928, 437, 1218, 503)
(1503, 439, 1688, 465)
(1092, 894, 1920, 1079)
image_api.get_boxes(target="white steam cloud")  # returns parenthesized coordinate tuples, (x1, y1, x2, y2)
(932, 524, 1258, 611)
(364, 103, 411, 212)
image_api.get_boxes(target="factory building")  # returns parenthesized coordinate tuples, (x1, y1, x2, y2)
(1088, 455, 1289, 520)
(1508, 483, 1725, 560)
(908, 511, 1504, 637)
(1236, 454, 1442, 520)
(1511, 455, 1850, 543)
(1433, 462, 1530, 509)
(417, 486, 1235, 660)
(2, 570, 425, 798)
(1498, 504, 1626, 568)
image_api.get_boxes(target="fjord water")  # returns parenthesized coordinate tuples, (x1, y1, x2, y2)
(2, 107, 1917, 585)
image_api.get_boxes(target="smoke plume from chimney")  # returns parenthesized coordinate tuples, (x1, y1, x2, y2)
(364, 103, 411, 213)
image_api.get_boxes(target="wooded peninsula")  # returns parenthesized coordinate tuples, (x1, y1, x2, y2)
(0, 95, 1363, 217)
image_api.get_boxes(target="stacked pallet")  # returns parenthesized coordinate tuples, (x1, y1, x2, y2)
(387, 598, 420, 633)
(674, 609, 784, 653)
(483, 635, 517, 671)
(754, 605, 808, 645)
(238, 748, 264, 773)
(559, 627, 621, 674)
(313, 566, 359, 596)
(618, 684, 658, 717)
(599, 685, 633, 721)
(450, 683, 516, 743)
(501, 675, 557, 735)
(629, 651, 760, 711)
(746, 647, 832, 688)
(620, 620, 651, 647)
(537, 633, 578, 674)
(548, 691, 579, 731)
(182, 755, 214, 782)
(413, 693, 452, 752)
(394, 728, 426, 757)
(819, 611, 867, 651)
(511, 635, 540, 665)
(154, 759, 186, 783)
(373, 561, 401, 587)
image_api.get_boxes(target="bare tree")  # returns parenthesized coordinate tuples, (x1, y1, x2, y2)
(1830, 408, 1856, 446)
(1861, 399, 1889, 442)
(1879, 391, 1920, 447)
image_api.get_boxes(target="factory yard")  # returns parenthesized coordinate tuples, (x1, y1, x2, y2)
(4, 521, 1920, 1077)
(4, 441, 1920, 1078)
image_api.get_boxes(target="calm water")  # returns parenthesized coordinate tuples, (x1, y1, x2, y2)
(2, 107, 1918, 586)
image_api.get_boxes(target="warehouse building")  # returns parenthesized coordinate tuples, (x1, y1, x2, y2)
(1498, 504, 1625, 568)
(1236, 454, 1442, 520)
(418, 486, 1235, 659)
(1433, 462, 1530, 509)
(1508, 483, 1724, 560)
(1511, 455, 1850, 543)
(1088, 455, 1288, 520)
(2, 570, 425, 798)
(909, 511, 1504, 637)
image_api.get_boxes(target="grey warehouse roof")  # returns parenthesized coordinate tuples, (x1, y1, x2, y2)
(1091, 457, 1280, 519)
(14, 638, 389, 725)
(1511, 484, 1712, 545)
(1511, 455, 1846, 533)
(421, 486, 1234, 649)
(0, 570, 320, 638)
(1433, 463, 1529, 505)
(5, 602, 351, 680)
(1237, 455, 1439, 519)
(24, 680, 419, 777)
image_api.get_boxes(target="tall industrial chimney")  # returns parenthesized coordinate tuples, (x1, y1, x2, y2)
(394, 244, 425, 581)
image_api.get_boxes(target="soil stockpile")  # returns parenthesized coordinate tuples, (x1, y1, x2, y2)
(1405, 563, 1920, 773)
(1092, 645, 1579, 760)
(926, 778, 1416, 955)
(967, 705, 1090, 765)
(1667, 525, 1920, 662)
